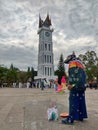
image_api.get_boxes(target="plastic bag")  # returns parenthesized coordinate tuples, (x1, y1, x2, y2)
(47, 106, 58, 121)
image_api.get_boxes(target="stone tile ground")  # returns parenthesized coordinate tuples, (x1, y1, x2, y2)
(0, 88, 98, 130)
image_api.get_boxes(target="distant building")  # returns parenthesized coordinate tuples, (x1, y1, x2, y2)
(35, 13, 57, 80)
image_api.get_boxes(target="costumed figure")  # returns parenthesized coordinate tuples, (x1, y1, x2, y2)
(62, 52, 88, 124)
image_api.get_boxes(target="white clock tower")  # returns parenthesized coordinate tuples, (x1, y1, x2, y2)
(37, 14, 56, 80)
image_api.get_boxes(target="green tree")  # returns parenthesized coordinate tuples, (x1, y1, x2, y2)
(6, 64, 19, 86)
(26, 67, 37, 81)
(79, 51, 98, 81)
(27, 67, 30, 72)
(56, 54, 66, 84)
(26, 67, 32, 81)
(18, 71, 27, 83)
(0, 66, 8, 83)
(0, 64, 37, 87)
(31, 67, 35, 81)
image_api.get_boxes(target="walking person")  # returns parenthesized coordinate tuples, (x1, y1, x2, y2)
(62, 52, 88, 124)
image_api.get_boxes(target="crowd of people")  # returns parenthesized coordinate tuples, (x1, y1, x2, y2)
(87, 80, 98, 89)
(0, 78, 98, 90)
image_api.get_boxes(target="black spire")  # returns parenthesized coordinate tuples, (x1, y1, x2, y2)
(39, 13, 52, 28)
(43, 13, 51, 27)
(39, 14, 43, 28)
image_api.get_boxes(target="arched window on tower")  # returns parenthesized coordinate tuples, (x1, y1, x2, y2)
(48, 44, 51, 51)
(44, 55, 46, 63)
(50, 68, 52, 76)
(48, 67, 49, 76)
(45, 43, 47, 50)
(50, 56, 51, 63)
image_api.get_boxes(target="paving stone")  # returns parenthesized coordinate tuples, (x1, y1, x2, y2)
(0, 88, 98, 130)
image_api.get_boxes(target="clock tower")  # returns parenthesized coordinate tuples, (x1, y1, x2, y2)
(37, 14, 55, 79)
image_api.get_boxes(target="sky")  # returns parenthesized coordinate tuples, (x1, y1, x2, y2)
(0, 0, 98, 71)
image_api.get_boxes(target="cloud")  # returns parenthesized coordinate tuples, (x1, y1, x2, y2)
(0, 0, 98, 71)
(0, 43, 38, 70)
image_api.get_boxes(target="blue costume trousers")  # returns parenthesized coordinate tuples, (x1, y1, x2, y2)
(68, 90, 87, 121)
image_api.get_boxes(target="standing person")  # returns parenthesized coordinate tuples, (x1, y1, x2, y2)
(27, 81, 30, 88)
(62, 52, 88, 124)
(54, 79, 58, 91)
(61, 76, 67, 91)
(41, 79, 44, 90)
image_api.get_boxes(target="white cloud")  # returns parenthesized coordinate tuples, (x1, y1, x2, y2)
(0, 0, 98, 71)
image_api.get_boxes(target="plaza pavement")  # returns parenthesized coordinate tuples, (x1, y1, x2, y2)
(0, 88, 98, 130)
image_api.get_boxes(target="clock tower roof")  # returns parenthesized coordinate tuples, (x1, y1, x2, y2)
(38, 13, 52, 28)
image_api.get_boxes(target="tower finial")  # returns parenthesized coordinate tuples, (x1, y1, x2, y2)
(39, 14, 43, 28)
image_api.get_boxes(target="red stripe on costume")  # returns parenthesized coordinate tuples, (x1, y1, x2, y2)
(69, 61, 84, 69)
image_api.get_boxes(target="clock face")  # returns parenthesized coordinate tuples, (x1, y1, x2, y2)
(45, 31, 50, 37)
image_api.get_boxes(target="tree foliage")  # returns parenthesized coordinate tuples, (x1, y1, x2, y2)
(0, 64, 37, 87)
(0, 66, 8, 83)
(56, 54, 66, 84)
(79, 51, 98, 81)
